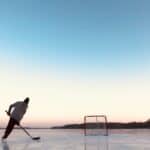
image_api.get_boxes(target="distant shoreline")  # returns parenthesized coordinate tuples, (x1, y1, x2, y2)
(1, 121, 150, 129)
(51, 121, 150, 129)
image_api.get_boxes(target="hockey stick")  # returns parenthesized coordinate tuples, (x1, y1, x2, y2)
(5, 111, 40, 140)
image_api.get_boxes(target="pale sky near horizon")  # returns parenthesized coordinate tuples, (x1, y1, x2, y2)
(0, 0, 150, 127)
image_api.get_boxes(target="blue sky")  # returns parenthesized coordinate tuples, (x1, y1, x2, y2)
(0, 0, 150, 125)
(0, 0, 150, 74)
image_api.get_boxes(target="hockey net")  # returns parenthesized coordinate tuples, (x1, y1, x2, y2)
(84, 115, 108, 136)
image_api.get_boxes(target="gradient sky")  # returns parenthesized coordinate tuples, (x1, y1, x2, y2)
(0, 0, 150, 127)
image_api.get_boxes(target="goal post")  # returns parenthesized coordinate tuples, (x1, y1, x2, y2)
(84, 115, 108, 136)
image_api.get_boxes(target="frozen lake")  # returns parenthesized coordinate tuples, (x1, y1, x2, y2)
(1, 129, 150, 149)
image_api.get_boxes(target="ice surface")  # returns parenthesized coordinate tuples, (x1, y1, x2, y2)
(1, 129, 150, 150)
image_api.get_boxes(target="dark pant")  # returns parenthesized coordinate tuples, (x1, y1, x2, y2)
(2, 118, 18, 139)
